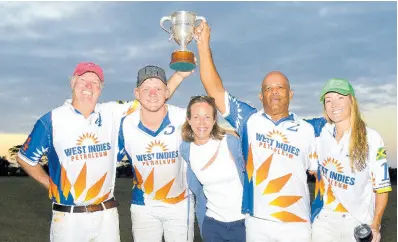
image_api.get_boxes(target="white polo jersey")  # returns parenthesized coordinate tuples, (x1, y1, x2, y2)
(223, 92, 318, 223)
(316, 123, 392, 224)
(118, 105, 188, 205)
(18, 99, 139, 206)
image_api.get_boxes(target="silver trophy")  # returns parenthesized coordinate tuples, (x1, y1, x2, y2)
(160, 11, 206, 71)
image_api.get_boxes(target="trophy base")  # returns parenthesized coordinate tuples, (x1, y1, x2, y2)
(170, 51, 196, 72)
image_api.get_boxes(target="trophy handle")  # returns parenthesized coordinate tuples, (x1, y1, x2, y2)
(193, 16, 206, 42)
(195, 16, 206, 26)
(160, 16, 172, 35)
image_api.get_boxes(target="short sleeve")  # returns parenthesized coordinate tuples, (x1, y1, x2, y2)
(223, 91, 257, 137)
(304, 117, 327, 138)
(17, 113, 52, 166)
(100, 100, 141, 119)
(368, 131, 392, 194)
(308, 136, 319, 172)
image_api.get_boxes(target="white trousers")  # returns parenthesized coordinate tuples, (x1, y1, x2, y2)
(312, 209, 361, 242)
(130, 197, 195, 242)
(246, 216, 311, 242)
(50, 207, 120, 242)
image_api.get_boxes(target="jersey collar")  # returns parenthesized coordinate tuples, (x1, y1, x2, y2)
(325, 122, 351, 141)
(260, 110, 298, 126)
(63, 99, 100, 116)
(138, 112, 171, 137)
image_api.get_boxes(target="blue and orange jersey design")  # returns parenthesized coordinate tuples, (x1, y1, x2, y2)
(18, 100, 138, 205)
(307, 119, 392, 224)
(223, 92, 318, 223)
(118, 105, 188, 205)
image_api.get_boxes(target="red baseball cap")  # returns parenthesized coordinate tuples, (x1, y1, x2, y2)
(73, 62, 104, 82)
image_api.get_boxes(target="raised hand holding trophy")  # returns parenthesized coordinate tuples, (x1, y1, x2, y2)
(160, 11, 206, 71)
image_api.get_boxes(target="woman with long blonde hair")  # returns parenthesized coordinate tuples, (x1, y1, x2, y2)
(309, 78, 392, 242)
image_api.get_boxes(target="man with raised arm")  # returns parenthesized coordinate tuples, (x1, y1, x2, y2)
(194, 22, 317, 242)
(118, 65, 195, 242)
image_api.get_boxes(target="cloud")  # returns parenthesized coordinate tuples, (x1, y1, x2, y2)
(0, 2, 86, 27)
(0, 2, 396, 167)
(353, 82, 397, 110)
(363, 106, 397, 168)
(0, 2, 97, 41)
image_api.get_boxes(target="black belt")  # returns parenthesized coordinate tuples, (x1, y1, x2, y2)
(52, 197, 118, 213)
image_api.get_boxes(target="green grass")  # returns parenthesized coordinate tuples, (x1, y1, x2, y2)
(0, 177, 396, 242)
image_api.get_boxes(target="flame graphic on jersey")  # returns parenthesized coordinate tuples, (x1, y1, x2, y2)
(255, 154, 273, 185)
(247, 146, 306, 222)
(76, 133, 99, 146)
(266, 129, 289, 143)
(133, 167, 186, 204)
(264, 174, 292, 195)
(311, 168, 325, 222)
(325, 184, 348, 212)
(22, 137, 31, 151)
(144, 168, 154, 194)
(146, 140, 169, 153)
(133, 165, 144, 189)
(270, 211, 307, 222)
(124, 100, 140, 116)
(61, 166, 72, 199)
(314, 172, 325, 199)
(247, 145, 254, 181)
(74, 163, 87, 199)
(269, 196, 302, 208)
(309, 152, 318, 160)
(49, 162, 110, 205)
(322, 157, 344, 173)
(334, 203, 348, 212)
(326, 184, 335, 204)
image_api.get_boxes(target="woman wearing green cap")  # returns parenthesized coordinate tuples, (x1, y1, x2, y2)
(307, 78, 392, 242)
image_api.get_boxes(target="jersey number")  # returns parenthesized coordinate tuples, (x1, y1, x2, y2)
(164, 126, 175, 135)
(381, 162, 389, 181)
(95, 114, 102, 127)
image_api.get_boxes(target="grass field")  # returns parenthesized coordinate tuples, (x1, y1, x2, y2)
(0, 177, 396, 242)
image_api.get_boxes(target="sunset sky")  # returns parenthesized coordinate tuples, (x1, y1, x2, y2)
(0, 2, 396, 167)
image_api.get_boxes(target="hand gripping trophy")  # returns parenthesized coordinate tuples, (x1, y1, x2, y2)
(160, 11, 206, 71)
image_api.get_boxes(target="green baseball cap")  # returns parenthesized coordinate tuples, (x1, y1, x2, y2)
(320, 78, 355, 102)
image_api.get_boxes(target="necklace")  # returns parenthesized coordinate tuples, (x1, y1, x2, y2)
(333, 127, 344, 142)
(335, 132, 342, 142)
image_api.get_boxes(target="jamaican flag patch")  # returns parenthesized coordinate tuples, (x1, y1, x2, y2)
(376, 147, 387, 161)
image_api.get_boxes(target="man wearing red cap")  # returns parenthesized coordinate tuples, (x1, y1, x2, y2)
(16, 62, 191, 242)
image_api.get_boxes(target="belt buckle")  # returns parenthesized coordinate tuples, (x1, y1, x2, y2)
(85, 203, 105, 213)
(85, 205, 97, 213)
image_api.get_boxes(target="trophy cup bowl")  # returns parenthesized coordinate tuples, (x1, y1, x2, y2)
(160, 11, 206, 72)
